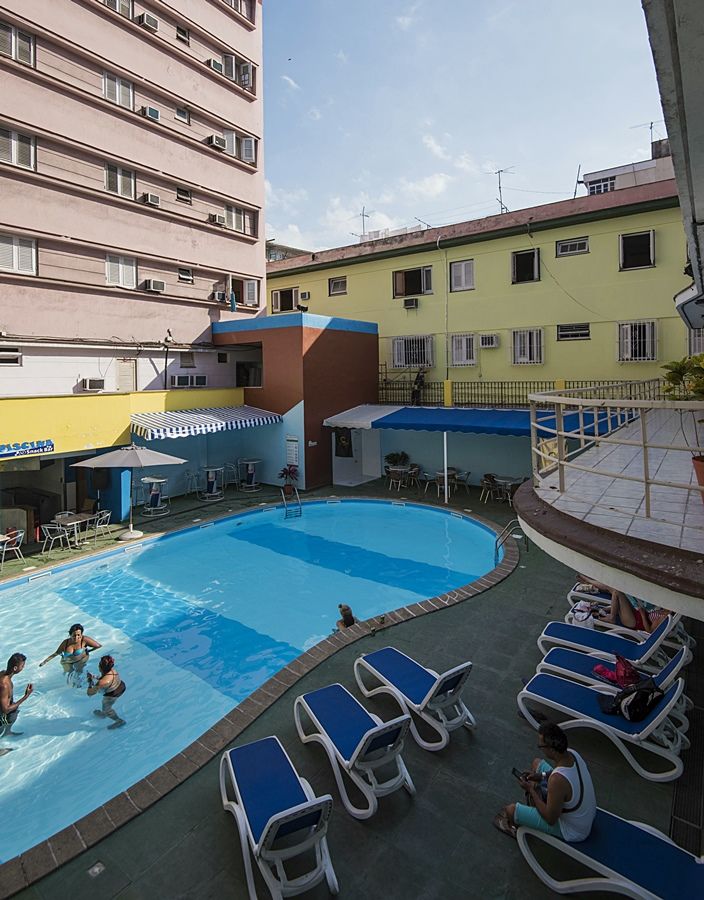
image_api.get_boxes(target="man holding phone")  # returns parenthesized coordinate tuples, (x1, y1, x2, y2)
(0, 653, 33, 737)
(494, 723, 596, 841)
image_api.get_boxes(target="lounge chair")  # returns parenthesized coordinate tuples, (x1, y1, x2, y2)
(293, 683, 415, 820)
(517, 672, 688, 782)
(219, 736, 338, 899)
(517, 806, 704, 898)
(353, 646, 475, 751)
(536, 616, 689, 669)
(536, 645, 692, 732)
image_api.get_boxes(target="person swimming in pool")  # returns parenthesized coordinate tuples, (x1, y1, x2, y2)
(39, 624, 101, 685)
(87, 655, 126, 729)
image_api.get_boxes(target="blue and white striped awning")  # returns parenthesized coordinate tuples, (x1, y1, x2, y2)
(130, 405, 282, 441)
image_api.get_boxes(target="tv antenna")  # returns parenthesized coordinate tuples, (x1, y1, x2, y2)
(488, 167, 514, 213)
(629, 120, 666, 143)
(414, 216, 432, 229)
(358, 205, 373, 236)
(573, 164, 581, 199)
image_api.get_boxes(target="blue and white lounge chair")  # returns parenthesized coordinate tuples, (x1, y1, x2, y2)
(517, 806, 704, 898)
(293, 683, 415, 820)
(536, 646, 692, 733)
(537, 616, 690, 668)
(517, 672, 688, 782)
(219, 736, 338, 899)
(353, 646, 475, 751)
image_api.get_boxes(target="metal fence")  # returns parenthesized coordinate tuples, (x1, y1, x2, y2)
(451, 380, 555, 408)
(378, 380, 444, 406)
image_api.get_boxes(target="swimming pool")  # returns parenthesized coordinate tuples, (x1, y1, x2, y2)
(0, 500, 500, 862)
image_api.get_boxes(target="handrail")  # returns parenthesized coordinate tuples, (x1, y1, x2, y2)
(495, 518, 526, 565)
(281, 487, 302, 518)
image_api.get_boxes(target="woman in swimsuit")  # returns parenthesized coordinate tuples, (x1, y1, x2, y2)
(87, 655, 126, 729)
(39, 624, 101, 685)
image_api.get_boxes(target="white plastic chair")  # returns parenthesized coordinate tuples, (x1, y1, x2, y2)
(0, 529, 25, 571)
(41, 523, 69, 554)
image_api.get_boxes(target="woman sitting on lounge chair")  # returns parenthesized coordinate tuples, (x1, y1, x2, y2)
(576, 575, 669, 634)
(494, 723, 596, 841)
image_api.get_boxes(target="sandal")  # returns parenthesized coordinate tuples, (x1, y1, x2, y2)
(492, 812, 517, 839)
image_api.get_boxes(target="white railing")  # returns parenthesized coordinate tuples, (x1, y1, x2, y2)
(528, 379, 704, 518)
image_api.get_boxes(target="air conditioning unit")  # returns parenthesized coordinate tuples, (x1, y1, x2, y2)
(142, 192, 160, 207)
(207, 134, 227, 151)
(135, 12, 159, 31)
(300, 291, 311, 301)
(209, 213, 227, 226)
(208, 58, 224, 74)
(212, 291, 227, 302)
(403, 298, 419, 310)
(480, 333, 500, 349)
(143, 279, 166, 293)
(82, 378, 105, 392)
(141, 106, 160, 122)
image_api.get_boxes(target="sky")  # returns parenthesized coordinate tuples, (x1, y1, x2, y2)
(262, 0, 666, 251)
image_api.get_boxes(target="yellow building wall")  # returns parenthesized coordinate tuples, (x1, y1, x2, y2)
(0, 387, 244, 457)
(269, 205, 692, 381)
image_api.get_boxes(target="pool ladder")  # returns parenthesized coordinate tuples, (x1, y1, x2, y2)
(494, 518, 528, 564)
(281, 487, 302, 518)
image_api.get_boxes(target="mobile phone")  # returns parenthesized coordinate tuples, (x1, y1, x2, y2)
(511, 767, 525, 780)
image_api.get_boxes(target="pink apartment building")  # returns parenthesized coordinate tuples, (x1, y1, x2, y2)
(0, 0, 264, 396)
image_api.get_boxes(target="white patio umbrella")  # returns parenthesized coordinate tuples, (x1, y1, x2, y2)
(72, 444, 187, 540)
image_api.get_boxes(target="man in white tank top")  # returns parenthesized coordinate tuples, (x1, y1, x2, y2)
(494, 722, 596, 841)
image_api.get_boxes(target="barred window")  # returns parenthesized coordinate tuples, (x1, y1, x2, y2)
(618, 321, 657, 361)
(511, 328, 543, 364)
(449, 333, 476, 366)
(391, 335, 434, 368)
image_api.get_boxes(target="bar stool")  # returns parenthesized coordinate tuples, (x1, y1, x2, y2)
(185, 470, 199, 495)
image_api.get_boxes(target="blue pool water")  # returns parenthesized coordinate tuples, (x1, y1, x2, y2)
(0, 500, 499, 861)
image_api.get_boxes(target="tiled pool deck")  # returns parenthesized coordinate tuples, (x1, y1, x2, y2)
(2, 482, 700, 899)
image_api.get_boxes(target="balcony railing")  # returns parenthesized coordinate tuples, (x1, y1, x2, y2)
(378, 380, 444, 406)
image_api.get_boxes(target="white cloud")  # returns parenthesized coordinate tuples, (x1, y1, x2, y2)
(308, 107, 322, 121)
(399, 173, 453, 200)
(422, 134, 450, 160)
(281, 75, 300, 91)
(396, 1, 420, 30)
(454, 152, 480, 175)
(265, 180, 308, 214)
(336, 49, 348, 63)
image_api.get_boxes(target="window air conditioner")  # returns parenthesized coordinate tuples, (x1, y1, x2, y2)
(82, 378, 105, 392)
(142, 192, 160, 207)
(403, 298, 419, 310)
(141, 106, 161, 122)
(212, 291, 227, 302)
(208, 58, 224, 74)
(209, 213, 226, 226)
(479, 333, 500, 349)
(135, 13, 159, 31)
(207, 134, 227, 151)
(143, 279, 166, 293)
(300, 291, 311, 301)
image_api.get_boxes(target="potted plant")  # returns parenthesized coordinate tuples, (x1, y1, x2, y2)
(278, 464, 298, 497)
(662, 353, 704, 500)
(384, 451, 410, 467)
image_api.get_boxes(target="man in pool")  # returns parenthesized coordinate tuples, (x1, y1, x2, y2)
(0, 653, 33, 737)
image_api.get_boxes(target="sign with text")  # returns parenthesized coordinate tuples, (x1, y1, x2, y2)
(0, 439, 55, 459)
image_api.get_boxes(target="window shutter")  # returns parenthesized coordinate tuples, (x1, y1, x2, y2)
(244, 279, 257, 306)
(122, 257, 136, 289)
(450, 264, 462, 291)
(16, 133, 32, 169)
(119, 0, 132, 15)
(121, 169, 134, 199)
(422, 267, 432, 293)
(0, 128, 11, 163)
(271, 290, 280, 312)
(105, 164, 118, 193)
(451, 334, 463, 365)
(223, 55, 234, 80)
(619, 323, 631, 361)
(0, 234, 14, 269)
(533, 328, 543, 362)
(392, 337, 405, 368)
(393, 271, 405, 296)
(119, 80, 132, 109)
(16, 31, 32, 65)
(645, 321, 657, 359)
(106, 254, 120, 284)
(16, 238, 35, 273)
(104, 73, 118, 102)
(239, 63, 252, 87)
(534, 248, 540, 280)
(235, 208, 244, 232)
(225, 206, 234, 229)
(424, 335, 434, 366)
(241, 136, 256, 163)
(0, 24, 11, 57)
(224, 130, 235, 155)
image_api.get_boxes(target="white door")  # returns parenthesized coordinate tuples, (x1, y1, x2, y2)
(117, 358, 137, 392)
(361, 429, 382, 478)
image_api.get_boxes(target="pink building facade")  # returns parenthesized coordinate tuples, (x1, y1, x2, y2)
(0, 0, 264, 393)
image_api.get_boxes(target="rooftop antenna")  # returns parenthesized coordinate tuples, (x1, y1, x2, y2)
(629, 119, 665, 144)
(414, 216, 432, 229)
(488, 167, 514, 213)
(573, 163, 581, 199)
(358, 205, 373, 236)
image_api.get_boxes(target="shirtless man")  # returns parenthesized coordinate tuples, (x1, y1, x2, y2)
(0, 653, 33, 737)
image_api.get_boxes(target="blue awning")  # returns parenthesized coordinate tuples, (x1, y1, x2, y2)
(131, 405, 282, 441)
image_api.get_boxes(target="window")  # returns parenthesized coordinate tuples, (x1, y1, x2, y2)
(105, 163, 135, 199)
(557, 323, 590, 341)
(620, 231, 654, 270)
(512, 249, 540, 283)
(0, 233, 36, 274)
(328, 276, 347, 296)
(587, 177, 615, 195)
(171, 374, 207, 388)
(271, 287, 298, 312)
(391, 335, 434, 368)
(179, 351, 195, 368)
(618, 321, 657, 361)
(0, 21, 34, 66)
(223, 0, 255, 22)
(450, 333, 476, 366)
(556, 237, 589, 257)
(392, 266, 432, 298)
(449, 259, 474, 291)
(103, 72, 133, 110)
(217, 351, 229, 364)
(105, 254, 136, 288)
(175, 25, 190, 44)
(176, 187, 192, 203)
(175, 107, 191, 125)
(178, 267, 194, 283)
(104, 0, 132, 16)
(689, 327, 704, 356)
(224, 55, 255, 92)
(0, 126, 34, 170)
(0, 346, 21, 366)
(511, 328, 543, 365)
(226, 205, 258, 236)
(224, 130, 258, 165)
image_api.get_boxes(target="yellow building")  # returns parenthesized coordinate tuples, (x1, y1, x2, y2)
(268, 179, 700, 387)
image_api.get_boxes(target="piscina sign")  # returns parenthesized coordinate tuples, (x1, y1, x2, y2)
(0, 439, 55, 458)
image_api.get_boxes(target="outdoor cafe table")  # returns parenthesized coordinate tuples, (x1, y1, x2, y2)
(53, 512, 95, 547)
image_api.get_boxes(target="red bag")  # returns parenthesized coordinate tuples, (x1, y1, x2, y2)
(592, 663, 618, 684)
(615, 654, 640, 688)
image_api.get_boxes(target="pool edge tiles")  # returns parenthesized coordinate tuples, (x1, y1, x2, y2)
(0, 502, 520, 897)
